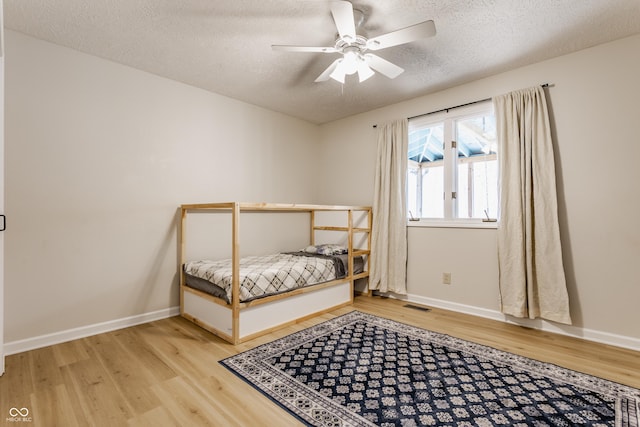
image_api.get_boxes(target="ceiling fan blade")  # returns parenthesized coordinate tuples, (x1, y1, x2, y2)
(272, 45, 338, 53)
(365, 54, 404, 79)
(367, 20, 436, 51)
(315, 59, 342, 82)
(330, 1, 356, 40)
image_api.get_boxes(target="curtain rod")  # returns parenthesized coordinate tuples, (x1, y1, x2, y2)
(373, 83, 552, 128)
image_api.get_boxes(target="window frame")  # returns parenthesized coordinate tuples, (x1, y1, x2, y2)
(407, 101, 498, 229)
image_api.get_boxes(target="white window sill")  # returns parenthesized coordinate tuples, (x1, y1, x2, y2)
(407, 219, 498, 229)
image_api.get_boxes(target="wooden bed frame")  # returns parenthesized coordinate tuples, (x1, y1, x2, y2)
(179, 202, 372, 344)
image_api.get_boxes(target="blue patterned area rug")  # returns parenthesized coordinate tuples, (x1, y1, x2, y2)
(220, 311, 639, 427)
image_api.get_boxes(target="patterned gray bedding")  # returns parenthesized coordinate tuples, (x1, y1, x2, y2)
(184, 252, 363, 304)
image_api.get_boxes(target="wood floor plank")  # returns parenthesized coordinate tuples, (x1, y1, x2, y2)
(52, 338, 91, 367)
(127, 406, 180, 427)
(150, 376, 228, 426)
(1, 295, 638, 427)
(113, 327, 177, 382)
(29, 346, 65, 392)
(30, 383, 81, 427)
(83, 332, 162, 415)
(63, 356, 134, 426)
(57, 365, 91, 427)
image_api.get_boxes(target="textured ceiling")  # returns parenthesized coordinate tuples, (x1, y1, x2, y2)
(5, 0, 640, 124)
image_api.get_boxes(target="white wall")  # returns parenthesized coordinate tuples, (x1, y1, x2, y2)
(4, 31, 320, 343)
(318, 34, 640, 343)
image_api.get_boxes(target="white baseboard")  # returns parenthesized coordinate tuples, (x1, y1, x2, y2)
(5, 297, 639, 355)
(4, 306, 180, 356)
(390, 293, 640, 352)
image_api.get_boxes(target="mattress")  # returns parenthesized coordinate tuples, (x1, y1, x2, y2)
(184, 252, 363, 303)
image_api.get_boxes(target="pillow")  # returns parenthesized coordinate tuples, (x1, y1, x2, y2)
(303, 244, 348, 256)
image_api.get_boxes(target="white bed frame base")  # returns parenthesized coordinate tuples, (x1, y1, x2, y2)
(182, 281, 352, 342)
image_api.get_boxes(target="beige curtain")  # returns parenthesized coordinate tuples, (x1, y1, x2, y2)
(370, 119, 408, 294)
(493, 86, 571, 324)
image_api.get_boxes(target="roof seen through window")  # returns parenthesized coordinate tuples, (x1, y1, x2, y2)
(408, 115, 496, 163)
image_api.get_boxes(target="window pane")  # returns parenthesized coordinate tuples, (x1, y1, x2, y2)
(407, 166, 419, 218)
(407, 122, 444, 218)
(455, 114, 497, 219)
(472, 159, 498, 218)
(421, 165, 444, 218)
(457, 163, 470, 217)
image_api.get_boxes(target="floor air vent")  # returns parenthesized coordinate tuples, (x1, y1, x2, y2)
(403, 304, 431, 312)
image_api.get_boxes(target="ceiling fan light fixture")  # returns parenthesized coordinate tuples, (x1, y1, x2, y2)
(342, 50, 359, 75)
(356, 57, 375, 82)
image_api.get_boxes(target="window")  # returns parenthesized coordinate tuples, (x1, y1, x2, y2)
(407, 102, 497, 224)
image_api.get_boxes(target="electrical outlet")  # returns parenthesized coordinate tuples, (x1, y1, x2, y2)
(442, 272, 452, 285)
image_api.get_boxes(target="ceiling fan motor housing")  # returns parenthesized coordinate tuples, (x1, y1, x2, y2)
(335, 35, 369, 53)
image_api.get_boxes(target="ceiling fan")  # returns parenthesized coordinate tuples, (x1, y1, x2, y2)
(272, 1, 436, 84)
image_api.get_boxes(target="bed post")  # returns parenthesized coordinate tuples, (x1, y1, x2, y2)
(310, 209, 315, 246)
(179, 206, 187, 315)
(367, 207, 373, 297)
(231, 202, 241, 344)
(348, 209, 354, 303)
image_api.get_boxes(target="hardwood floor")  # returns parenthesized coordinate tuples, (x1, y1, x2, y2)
(2, 296, 639, 426)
